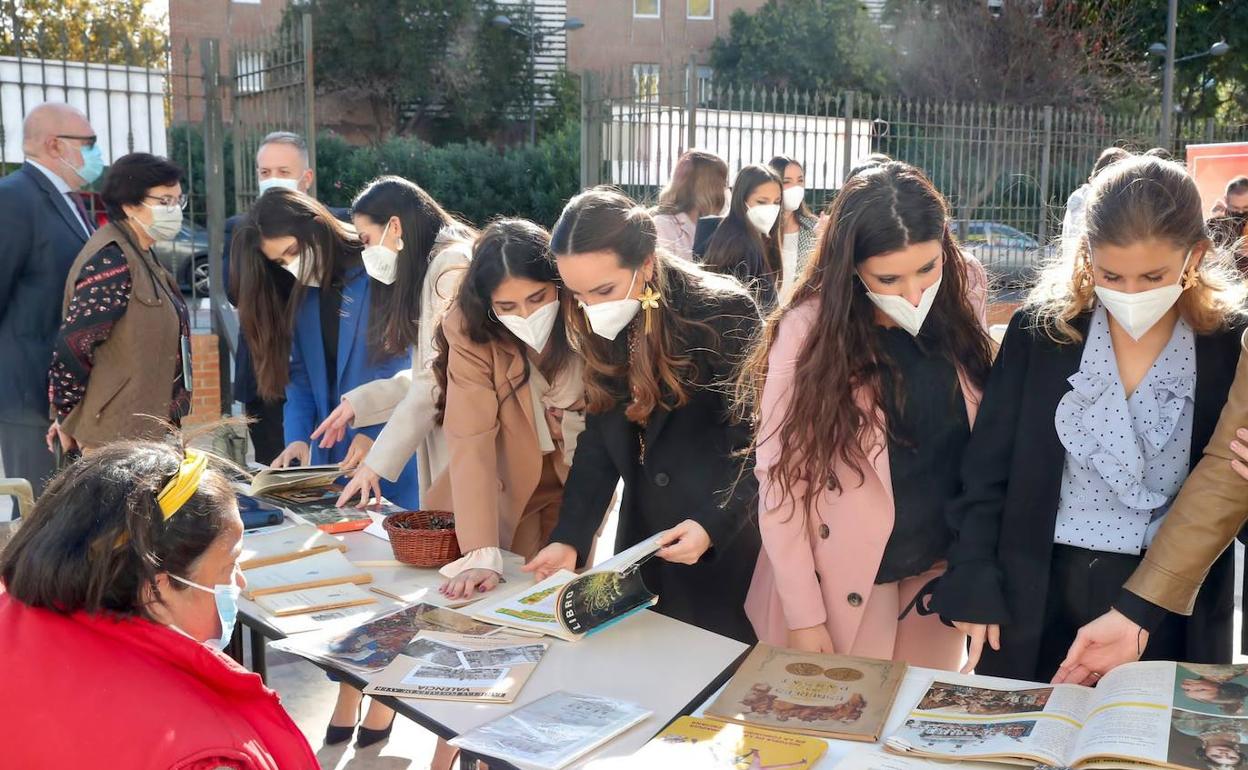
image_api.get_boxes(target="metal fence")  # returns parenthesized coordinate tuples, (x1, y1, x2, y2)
(581, 61, 1248, 280)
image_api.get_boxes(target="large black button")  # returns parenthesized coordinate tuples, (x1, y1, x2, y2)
(847, 592, 863, 607)
(818, 524, 830, 539)
(654, 472, 670, 487)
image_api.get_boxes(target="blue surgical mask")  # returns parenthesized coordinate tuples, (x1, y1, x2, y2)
(171, 567, 242, 650)
(61, 143, 104, 186)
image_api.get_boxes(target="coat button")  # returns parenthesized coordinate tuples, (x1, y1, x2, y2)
(847, 592, 863, 607)
(818, 524, 830, 539)
(654, 472, 670, 487)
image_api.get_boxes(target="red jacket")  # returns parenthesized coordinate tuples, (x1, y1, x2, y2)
(0, 591, 318, 769)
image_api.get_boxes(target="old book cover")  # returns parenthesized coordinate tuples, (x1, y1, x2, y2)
(363, 631, 546, 703)
(239, 522, 345, 569)
(253, 583, 378, 617)
(705, 644, 906, 742)
(241, 549, 371, 598)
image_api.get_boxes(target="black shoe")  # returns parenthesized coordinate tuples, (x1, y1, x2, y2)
(355, 716, 396, 749)
(325, 703, 362, 746)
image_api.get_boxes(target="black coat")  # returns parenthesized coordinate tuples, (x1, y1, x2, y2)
(0, 164, 89, 419)
(549, 269, 763, 644)
(931, 309, 1245, 679)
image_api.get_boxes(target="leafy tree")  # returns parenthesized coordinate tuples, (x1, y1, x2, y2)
(0, 0, 168, 68)
(709, 0, 893, 93)
(301, 0, 529, 144)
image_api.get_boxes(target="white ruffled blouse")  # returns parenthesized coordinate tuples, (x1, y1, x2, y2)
(1052, 305, 1195, 555)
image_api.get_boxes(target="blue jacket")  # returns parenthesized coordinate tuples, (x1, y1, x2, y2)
(284, 267, 420, 508)
(0, 164, 90, 419)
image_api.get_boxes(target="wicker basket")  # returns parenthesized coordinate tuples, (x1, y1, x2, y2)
(383, 510, 461, 568)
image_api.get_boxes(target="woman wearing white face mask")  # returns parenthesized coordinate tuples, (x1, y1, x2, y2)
(417, 220, 589, 602)
(768, 155, 821, 295)
(524, 188, 763, 644)
(0, 439, 318, 768)
(703, 164, 785, 309)
(739, 162, 992, 669)
(47, 153, 193, 451)
(307, 176, 476, 509)
(929, 155, 1248, 683)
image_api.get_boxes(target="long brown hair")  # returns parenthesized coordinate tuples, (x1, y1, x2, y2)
(1028, 154, 1246, 343)
(703, 164, 784, 296)
(231, 188, 371, 400)
(552, 187, 744, 424)
(652, 149, 729, 220)
(431, 219, 575, 424)
(351, 176, 475, 356)
(736, 162, 994, 517)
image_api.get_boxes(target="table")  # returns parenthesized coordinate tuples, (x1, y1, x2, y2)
(235, 528, 751, 769)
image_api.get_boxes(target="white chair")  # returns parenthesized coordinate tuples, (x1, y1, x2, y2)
(0, 478, 32, 549)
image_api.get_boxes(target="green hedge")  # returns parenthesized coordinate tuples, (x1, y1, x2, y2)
(315, 122, 581, 228)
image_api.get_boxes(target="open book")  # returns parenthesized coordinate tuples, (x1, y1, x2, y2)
(241, 549, 371, 599)
(253, 582, 377, 617)
(885, 661, 1248, 770)
(469, 536, 662, 641)
(363, 631, 547, 704)
(248, 465, 344, 497)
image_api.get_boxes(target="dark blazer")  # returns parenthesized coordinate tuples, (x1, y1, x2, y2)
(225, 205, 351, 404)
(549, 268, 763, 644)
(0, 163, 89, 418)
(931, 309, 1245, 679)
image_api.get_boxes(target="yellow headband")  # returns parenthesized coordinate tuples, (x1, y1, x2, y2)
(156, 449, 208, 520)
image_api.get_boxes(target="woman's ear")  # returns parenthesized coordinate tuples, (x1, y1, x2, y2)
(641, 256, 657, 287)
(389, 216, 403, 243)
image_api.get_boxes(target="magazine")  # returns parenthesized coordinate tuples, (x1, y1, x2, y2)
(448, 691, 652, 770)
(269, 488, 383, 533)
(833, 747, 1014, 770)
(362, 631, 547, 703)
(885, 661, 1248, 770)
(584, 715, 828, 769)
(239, 522, 345, 569)
(469, 536, 662, 641)
(240, 549, 371, 599)
(704, 644, 906, 742)
(272, 602, 499, 673)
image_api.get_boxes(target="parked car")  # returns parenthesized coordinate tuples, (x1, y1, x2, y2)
(153, 222, 211, 297)
(950, 220, 1055, 293)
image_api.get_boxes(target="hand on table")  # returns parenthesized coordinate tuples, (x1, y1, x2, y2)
(656, 519, 711, 565)
(337, 463, 383, 508)
(522, 543, 577, 582)
(312, 400, 355, 449)
(954, 622, 1000, 674)
(1052, 609, 1147, 685)
(787, 624, 836, 654)
(440, 568, 501, 600)
(339, 433, 373, 472)
(272, 441, 310, 468)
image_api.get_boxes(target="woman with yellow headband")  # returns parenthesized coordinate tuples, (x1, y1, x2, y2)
(0, 442, 317, 769)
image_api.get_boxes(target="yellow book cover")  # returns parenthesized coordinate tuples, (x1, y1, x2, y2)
(589, 716, 827, 769)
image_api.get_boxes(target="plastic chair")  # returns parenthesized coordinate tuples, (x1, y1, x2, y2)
(0, 477, 33, 548)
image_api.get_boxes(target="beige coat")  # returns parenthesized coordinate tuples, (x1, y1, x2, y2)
(343, 237, 472, 488)
(420, 305, 584, 555)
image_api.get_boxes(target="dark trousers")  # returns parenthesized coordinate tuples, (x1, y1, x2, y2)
(0, 414, 57, 516)
(1036, 543, 1186, 680)
(245, 397, 286, 466)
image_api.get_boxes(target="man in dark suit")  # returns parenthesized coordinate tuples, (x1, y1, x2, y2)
(226, 131, 349, 464)
(0, 103, 98, 504)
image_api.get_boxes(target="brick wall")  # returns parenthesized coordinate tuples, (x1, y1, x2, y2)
(183, 333, 223, 429)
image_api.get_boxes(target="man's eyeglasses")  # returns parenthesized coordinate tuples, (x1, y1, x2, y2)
(56, 134, 97, 149)
(145, 194, 189, 210)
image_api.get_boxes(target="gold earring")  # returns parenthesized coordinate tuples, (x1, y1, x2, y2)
(639, 283, 662, 334)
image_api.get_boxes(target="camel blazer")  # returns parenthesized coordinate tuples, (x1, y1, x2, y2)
(342, 237, 472, 488)
(420, 305, 584, 554)
(745, 257, 988, 653)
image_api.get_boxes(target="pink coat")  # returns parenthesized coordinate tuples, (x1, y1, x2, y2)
(745, 259, 988, 662)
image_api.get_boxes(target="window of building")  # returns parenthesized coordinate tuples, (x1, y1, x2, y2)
(696, 65, 714, 104)
(634, 0, 660, 19)
(687, 0, 713, 19)
(633, 63, 661, 102)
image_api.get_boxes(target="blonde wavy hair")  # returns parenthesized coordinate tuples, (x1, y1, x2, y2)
(1027, 154, 1246, 343)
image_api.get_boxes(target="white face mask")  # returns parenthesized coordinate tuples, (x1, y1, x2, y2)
(1094, 250, 1192, 341)
(498, 299, 560, 353)
(579, 271, 641, 341)
(258, 176, 300, 196)
(361, 220, 399, 285)
(783, 186, 806, 212)
(747, 203, 781, 235)
(281, 249, 320, 287)
(138, 203, 183, 242)
(861, 274, 943, 337)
